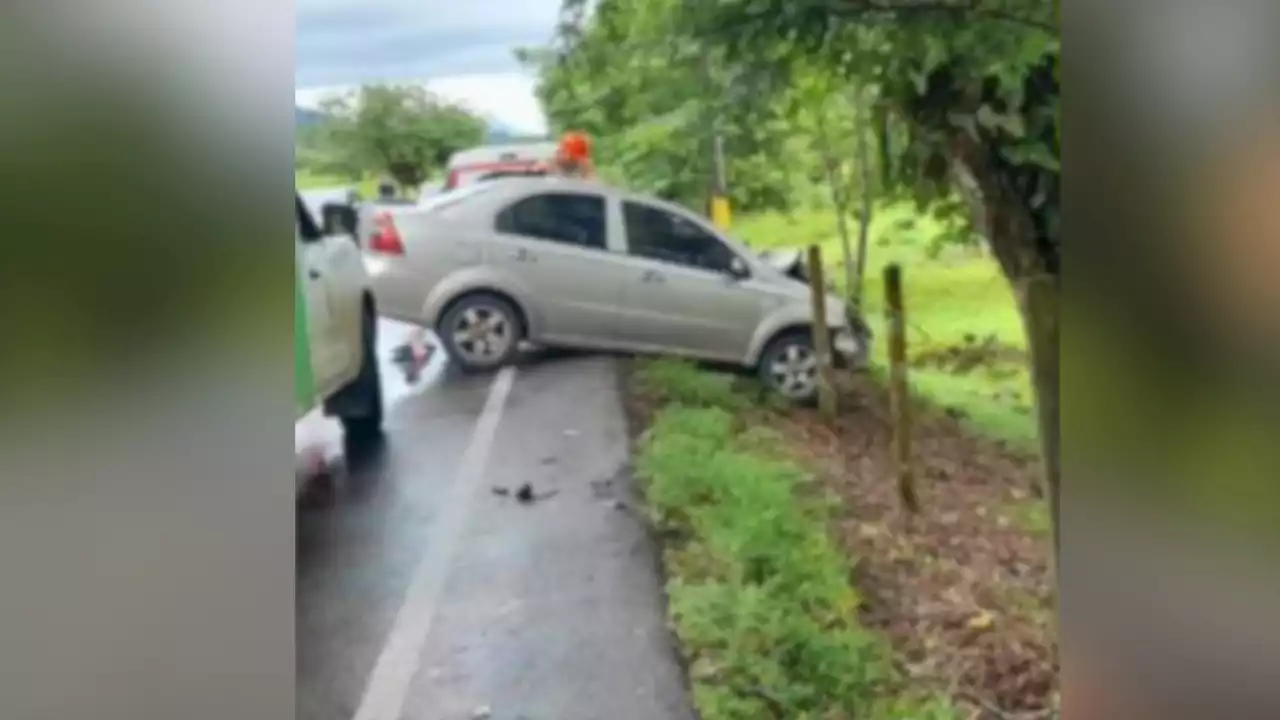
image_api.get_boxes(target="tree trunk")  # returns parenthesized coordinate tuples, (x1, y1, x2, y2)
(815, 108, 855, 297)
(951, 131, 1059, 565)
(1018, 274, 1061, 562)
(875, 104, 892, 190)
(950, 134, 1043, 281)
(952, 165, 988, 240)
(828, 162, 855, 297)
(853, 109, 874, 311)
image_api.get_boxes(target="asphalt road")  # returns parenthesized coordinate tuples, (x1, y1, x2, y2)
(296, 321, 696, 720)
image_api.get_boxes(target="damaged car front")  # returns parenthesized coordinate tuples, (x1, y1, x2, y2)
(756, 245, 875, 368)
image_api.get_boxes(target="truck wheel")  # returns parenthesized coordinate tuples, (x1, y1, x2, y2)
(339, 304, 384, 450)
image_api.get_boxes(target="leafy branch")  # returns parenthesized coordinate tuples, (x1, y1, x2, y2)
(808, 0, 1057, 33)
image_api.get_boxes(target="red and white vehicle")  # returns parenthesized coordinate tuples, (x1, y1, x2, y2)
(440, 142, 558, 192)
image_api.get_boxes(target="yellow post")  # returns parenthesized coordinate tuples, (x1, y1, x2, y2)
(710, 195, 731, 230)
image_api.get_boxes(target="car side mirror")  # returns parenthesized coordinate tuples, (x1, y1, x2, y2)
(321, 203, 359, 238)
(727, 256, 750, 280)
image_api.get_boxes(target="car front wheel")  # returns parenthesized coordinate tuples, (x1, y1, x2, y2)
(758, 330, 820, 403)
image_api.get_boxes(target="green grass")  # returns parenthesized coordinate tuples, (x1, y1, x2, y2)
(635, 357, 751, 411)
(733, 201, 1036, 446)
(635, 359, 960, 720)
(295, 170, 383, 198)
(1003, 499, 1052, 537)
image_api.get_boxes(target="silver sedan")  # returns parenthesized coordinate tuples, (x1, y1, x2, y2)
(360, 177, 866, 401)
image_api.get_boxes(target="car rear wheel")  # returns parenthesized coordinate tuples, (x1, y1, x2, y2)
(758, 330, 819, 403)
(439, 293, 524, 372)
(338, 304, 384, 450)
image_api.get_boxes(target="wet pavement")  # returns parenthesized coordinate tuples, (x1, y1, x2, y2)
(296, 320, 695, 720)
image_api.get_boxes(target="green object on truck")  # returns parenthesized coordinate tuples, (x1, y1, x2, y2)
(294, 247, 316, 417)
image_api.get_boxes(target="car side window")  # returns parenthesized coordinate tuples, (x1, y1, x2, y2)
(495, 192, 607, 250)
(623, 202, 736, 273)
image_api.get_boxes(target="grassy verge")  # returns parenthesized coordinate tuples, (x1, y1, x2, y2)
(295, 170, 381, 196)
(733, 202, 1036, 446)
(633, 358, 959, 719)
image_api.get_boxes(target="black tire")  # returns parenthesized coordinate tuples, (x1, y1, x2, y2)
(437, 292, 525, 372)
(339, 304, 384, 449)
(757, 330, 820, 404)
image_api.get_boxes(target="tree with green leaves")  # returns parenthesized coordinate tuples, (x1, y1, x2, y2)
(517, 0, 822, 214)
(685, 0, 1061, 555)
(315, 84, 488, 191)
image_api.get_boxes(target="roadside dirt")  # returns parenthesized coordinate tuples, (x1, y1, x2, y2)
(784, 373, 1057, 718)
(625, 364, 1058, 719)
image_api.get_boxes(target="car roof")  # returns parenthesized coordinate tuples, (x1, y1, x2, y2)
(496, 177, 711, 221)
(478, 175, 662, 205)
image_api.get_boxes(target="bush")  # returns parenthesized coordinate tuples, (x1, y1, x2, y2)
(636, 389, 960, 719)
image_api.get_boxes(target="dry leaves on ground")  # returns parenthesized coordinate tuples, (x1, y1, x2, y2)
(624, 361, 1058, 718)
(781, 374, 1058, 718)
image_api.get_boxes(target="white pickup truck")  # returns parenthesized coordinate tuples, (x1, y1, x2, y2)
(294, 191, 383, 452)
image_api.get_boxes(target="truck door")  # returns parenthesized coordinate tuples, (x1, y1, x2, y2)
(296, 197, 346, 402)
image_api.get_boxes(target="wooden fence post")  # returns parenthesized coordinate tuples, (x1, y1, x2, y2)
(885, 264, 918, 513)
(807, 245, 838, 418)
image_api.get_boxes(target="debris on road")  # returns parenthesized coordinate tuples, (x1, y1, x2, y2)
(589, 477, 613, 498)
(515, 483, 558, 504)
(470, 706, 491, 720)
(490, 483, 559, 504)
(390, 329, 435, 383)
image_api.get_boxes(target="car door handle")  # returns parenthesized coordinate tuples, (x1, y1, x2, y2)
(640, 269, 666, 284)
(511, 247, 537, 263)
(308, 268, 321, 280)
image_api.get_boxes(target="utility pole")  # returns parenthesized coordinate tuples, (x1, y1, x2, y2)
(702, 50, 731, 230)
(711, 133, 729, 229)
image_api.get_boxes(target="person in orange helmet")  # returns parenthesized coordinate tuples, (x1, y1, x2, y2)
(549, 130, 596, 179)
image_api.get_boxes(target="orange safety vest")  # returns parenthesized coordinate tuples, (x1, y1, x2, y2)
(552, 131, 596, 178)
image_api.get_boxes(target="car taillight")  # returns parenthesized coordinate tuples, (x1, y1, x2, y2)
(445, 169, 459, 190)
(368, 212, 405, 256)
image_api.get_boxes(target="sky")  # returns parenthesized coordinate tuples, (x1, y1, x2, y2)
(295, 0, 562, 134)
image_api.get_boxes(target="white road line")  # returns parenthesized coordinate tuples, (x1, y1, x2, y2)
(350, 366, 518, 720)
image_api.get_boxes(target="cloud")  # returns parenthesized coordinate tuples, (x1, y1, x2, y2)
(295, 0, 559, 133)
